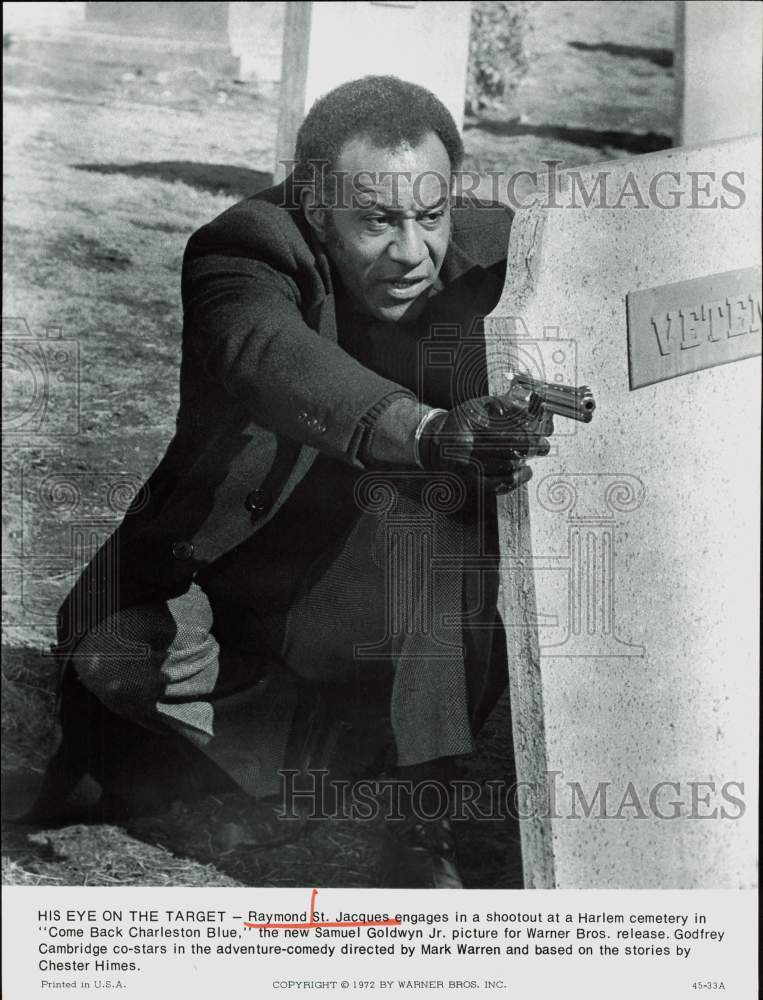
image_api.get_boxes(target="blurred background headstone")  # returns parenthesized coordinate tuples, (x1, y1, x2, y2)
(675, 0, 763, 145)
(273, 0, 472, 179)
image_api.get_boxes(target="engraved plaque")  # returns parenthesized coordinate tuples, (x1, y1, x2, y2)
(627, 267, 762, 389)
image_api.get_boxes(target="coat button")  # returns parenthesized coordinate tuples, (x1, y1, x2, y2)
(244, 489, 267, 513)
(171, 540, 194, 560)
(298, 411, 308, 422)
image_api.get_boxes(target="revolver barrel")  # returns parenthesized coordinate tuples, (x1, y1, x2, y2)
(507, 373, 596, 423)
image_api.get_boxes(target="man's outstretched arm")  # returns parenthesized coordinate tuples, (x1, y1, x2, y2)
(183, 253, 423, 468)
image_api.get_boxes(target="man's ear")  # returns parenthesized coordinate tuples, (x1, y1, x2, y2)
(300, 186, 329, 242)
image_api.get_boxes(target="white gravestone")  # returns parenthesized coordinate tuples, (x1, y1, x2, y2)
(228, 1, 285, 83)
(486, 137, 761, 889)
(676, 0, 763, 146)
(274, 0, 472, 179)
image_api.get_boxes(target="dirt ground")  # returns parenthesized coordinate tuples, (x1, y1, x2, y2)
(2, 2, 674, 888)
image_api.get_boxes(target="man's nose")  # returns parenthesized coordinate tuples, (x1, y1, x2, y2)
(387, 220, 427, 268)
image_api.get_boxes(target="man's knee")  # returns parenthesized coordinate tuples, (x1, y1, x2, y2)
(70, 593, 219, 722)
(71, 610, 162, 720)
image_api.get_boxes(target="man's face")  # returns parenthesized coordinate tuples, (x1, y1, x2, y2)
(311, 131, 452, 323)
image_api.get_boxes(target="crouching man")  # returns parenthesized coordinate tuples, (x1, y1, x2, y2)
(27, 76, 552, 887)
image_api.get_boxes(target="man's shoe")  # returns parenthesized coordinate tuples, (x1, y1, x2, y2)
(8, 746, 100, 827)
(377, 816, 463, 889)
(13, 723, 239, 828)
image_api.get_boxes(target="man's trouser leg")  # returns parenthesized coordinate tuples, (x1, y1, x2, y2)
(70, 582, 297, 798)
(272, 509, 504, 768)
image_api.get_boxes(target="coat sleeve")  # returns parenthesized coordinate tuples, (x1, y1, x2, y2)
(182, 253, 416, 467)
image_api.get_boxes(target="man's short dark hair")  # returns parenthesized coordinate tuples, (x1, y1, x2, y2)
(294, 75, 464, 194)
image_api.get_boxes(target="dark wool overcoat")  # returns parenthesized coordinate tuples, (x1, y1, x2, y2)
(41, 177, 514, 807)
(57, 177, 513, 651)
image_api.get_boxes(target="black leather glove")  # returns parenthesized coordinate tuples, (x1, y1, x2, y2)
(417, 395, 552, 493)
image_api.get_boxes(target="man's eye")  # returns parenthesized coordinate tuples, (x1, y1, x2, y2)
(366, 216, 389, 229)
(421, 211, 445, 226)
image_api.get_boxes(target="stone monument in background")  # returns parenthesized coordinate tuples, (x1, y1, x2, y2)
(273, 0, 472, 180)
(486, 136, 760, 888)
(675, 0, 762, 146)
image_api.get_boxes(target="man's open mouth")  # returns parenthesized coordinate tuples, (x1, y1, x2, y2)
(383, 276, 429, 298)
